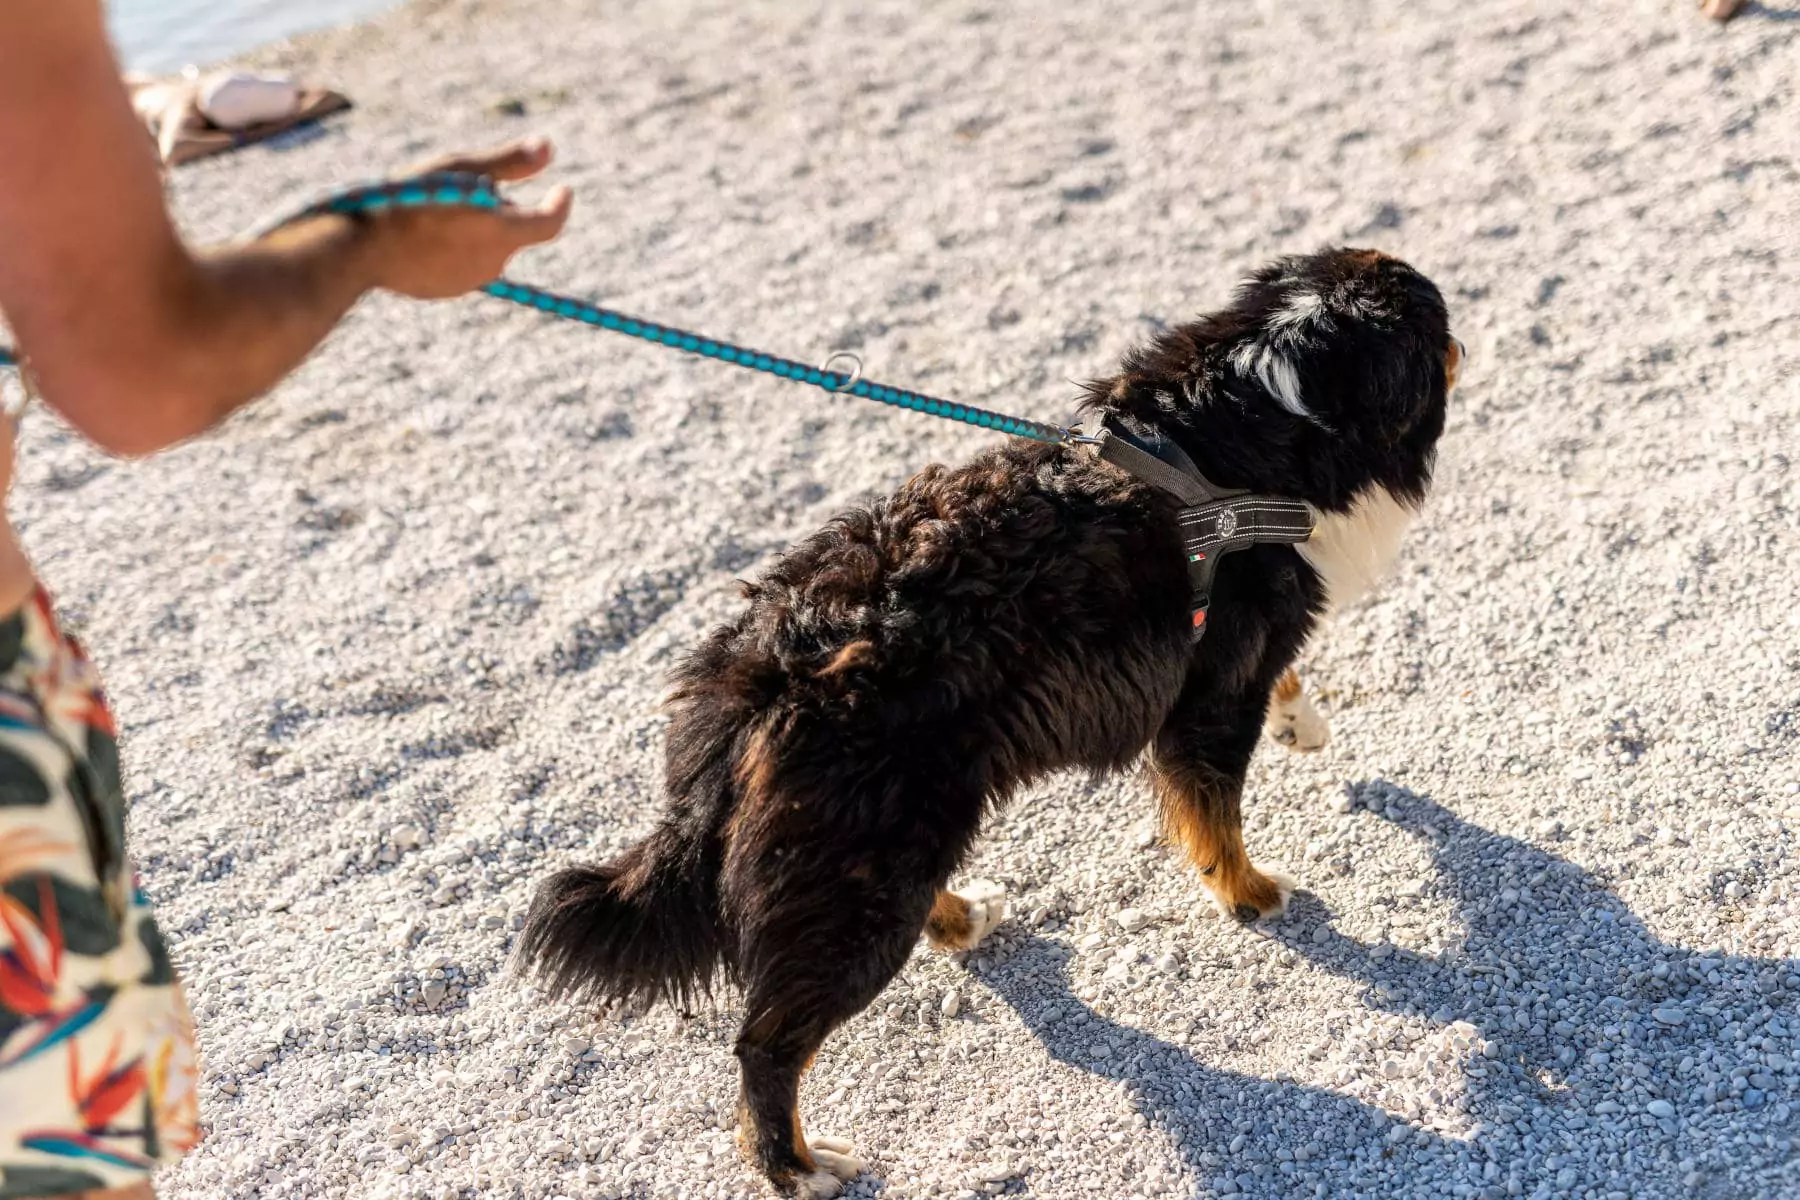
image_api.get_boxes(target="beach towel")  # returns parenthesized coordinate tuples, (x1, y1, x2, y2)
(127, 69, 352, 167)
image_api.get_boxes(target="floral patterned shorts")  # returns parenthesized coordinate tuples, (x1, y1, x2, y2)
(0, 589, 198, 1197)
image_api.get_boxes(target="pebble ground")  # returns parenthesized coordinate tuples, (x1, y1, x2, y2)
(12, 0, 1798, 1197)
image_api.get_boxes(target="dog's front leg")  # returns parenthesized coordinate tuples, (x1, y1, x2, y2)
(1151, 692, 1297, 922)
(1263, 665, 1330, 752)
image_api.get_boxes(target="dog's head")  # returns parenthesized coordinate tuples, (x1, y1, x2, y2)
(1089, 247, 1460, 510)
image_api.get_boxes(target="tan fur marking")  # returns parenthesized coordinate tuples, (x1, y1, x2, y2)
(790, 1095, 816, 1169)
(924, 890, 973, 950)
(1273, 665, 1303, 704)
(732, 719, 779, 797)
(1155, 767, 1290, 918)
(1445, 338, 1463, 392)
(724, 718, 784, 853)
(818, 640, 875, 678)
(736, 1097, 755, 1159)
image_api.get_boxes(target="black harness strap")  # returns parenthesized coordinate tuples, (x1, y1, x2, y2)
(1075, 414, 1316, 643)
(1088, 422, 1224, 508)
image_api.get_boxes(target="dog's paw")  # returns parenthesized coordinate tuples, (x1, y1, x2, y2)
(1202, 868, 1298, 923)
(795, 1137, 864, 1198)
(926, 879, 1009, 953)
(793, 1170, 845, 1200)
(956, 878, 1009, 946)
(1265, 689, 1330, 753)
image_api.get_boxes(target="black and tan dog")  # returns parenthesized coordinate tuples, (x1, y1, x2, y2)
(521, 247, 1461, 1198)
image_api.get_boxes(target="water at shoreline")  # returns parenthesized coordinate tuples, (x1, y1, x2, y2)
(110, 0, 398, 73)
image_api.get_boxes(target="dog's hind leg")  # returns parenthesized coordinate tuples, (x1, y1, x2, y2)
(724, 731, 987, 1195)
(734, 994, 868, 1200)
(1152, 691, 1297, 922)
(1263, 665, 1330, 752)
(730, 857, 944, 1197)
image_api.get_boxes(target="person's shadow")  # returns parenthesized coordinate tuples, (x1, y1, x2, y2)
(984, 779, 1800, 1198)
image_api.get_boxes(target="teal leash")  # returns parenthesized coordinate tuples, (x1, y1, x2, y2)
(476, 278, 1069, 443)
(3, 172, 1074, 445)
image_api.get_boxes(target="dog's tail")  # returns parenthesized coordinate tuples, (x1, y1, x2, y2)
(516, 667, 756, 1009)
(518, 813, 725, 1010)
(518, 635, 800, 1009)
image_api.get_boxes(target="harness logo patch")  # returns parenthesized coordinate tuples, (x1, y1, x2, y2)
(1216, 509, 1239, 538)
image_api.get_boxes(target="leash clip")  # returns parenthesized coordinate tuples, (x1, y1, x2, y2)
(817, 351, 864, 394)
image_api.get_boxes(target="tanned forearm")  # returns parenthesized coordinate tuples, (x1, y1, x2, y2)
(0, 0, 567, 459)
(107, 217, 386, 456)
(0, 0, 378, 457)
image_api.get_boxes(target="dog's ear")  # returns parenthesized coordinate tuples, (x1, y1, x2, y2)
(1295, 323, 1450, 448)
(1353, 320, 1453, 445)
(1227, 249, 1450, 444)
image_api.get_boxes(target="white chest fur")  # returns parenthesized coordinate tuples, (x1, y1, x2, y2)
(1296, 485, 1417, 612)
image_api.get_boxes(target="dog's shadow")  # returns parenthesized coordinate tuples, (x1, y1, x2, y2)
(984, 779, 1800, 1197)
(1738, 2, 1800, 21)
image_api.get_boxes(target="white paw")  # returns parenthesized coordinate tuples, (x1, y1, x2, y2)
(1200, 869, 1299, 923)
(794, 1169, 846, 1200)
(1262, 870, 1299, 920)
(953, 878, 1009, 949)
(796, 1136, 864, 1197)
(1266, 690, 1330, 753)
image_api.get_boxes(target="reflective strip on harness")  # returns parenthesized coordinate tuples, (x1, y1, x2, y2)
(1178, 496, 1317, 553)
(1178, 494, 1316, 642)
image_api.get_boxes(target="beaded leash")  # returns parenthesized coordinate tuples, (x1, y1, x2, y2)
(3, 172, 1078, 445)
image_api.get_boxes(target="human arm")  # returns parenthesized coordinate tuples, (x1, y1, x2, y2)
(0, 0, 571, 457)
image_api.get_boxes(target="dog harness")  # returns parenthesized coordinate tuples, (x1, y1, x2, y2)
(1071, 413, 1317, 643)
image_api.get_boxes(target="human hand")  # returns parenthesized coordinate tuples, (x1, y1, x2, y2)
(363, 137, 572, 299)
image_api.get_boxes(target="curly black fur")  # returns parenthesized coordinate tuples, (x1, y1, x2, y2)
(519, 247, 1455, 1196)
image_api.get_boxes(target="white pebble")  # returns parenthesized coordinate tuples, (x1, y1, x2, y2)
(1112, 908, 1149, 934)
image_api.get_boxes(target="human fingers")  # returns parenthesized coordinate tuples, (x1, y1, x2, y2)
(406, 136, 554, 184)
(496, 183, 573, 247)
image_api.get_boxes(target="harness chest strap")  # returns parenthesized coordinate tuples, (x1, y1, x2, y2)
(1077, 415, 1317, 642)
(1176, 495, 1316, 637)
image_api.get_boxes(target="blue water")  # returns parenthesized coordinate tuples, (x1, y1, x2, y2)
(110, 0, 400, 72)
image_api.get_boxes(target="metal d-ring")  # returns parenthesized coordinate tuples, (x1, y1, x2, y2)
(818, 351, 864, 394)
